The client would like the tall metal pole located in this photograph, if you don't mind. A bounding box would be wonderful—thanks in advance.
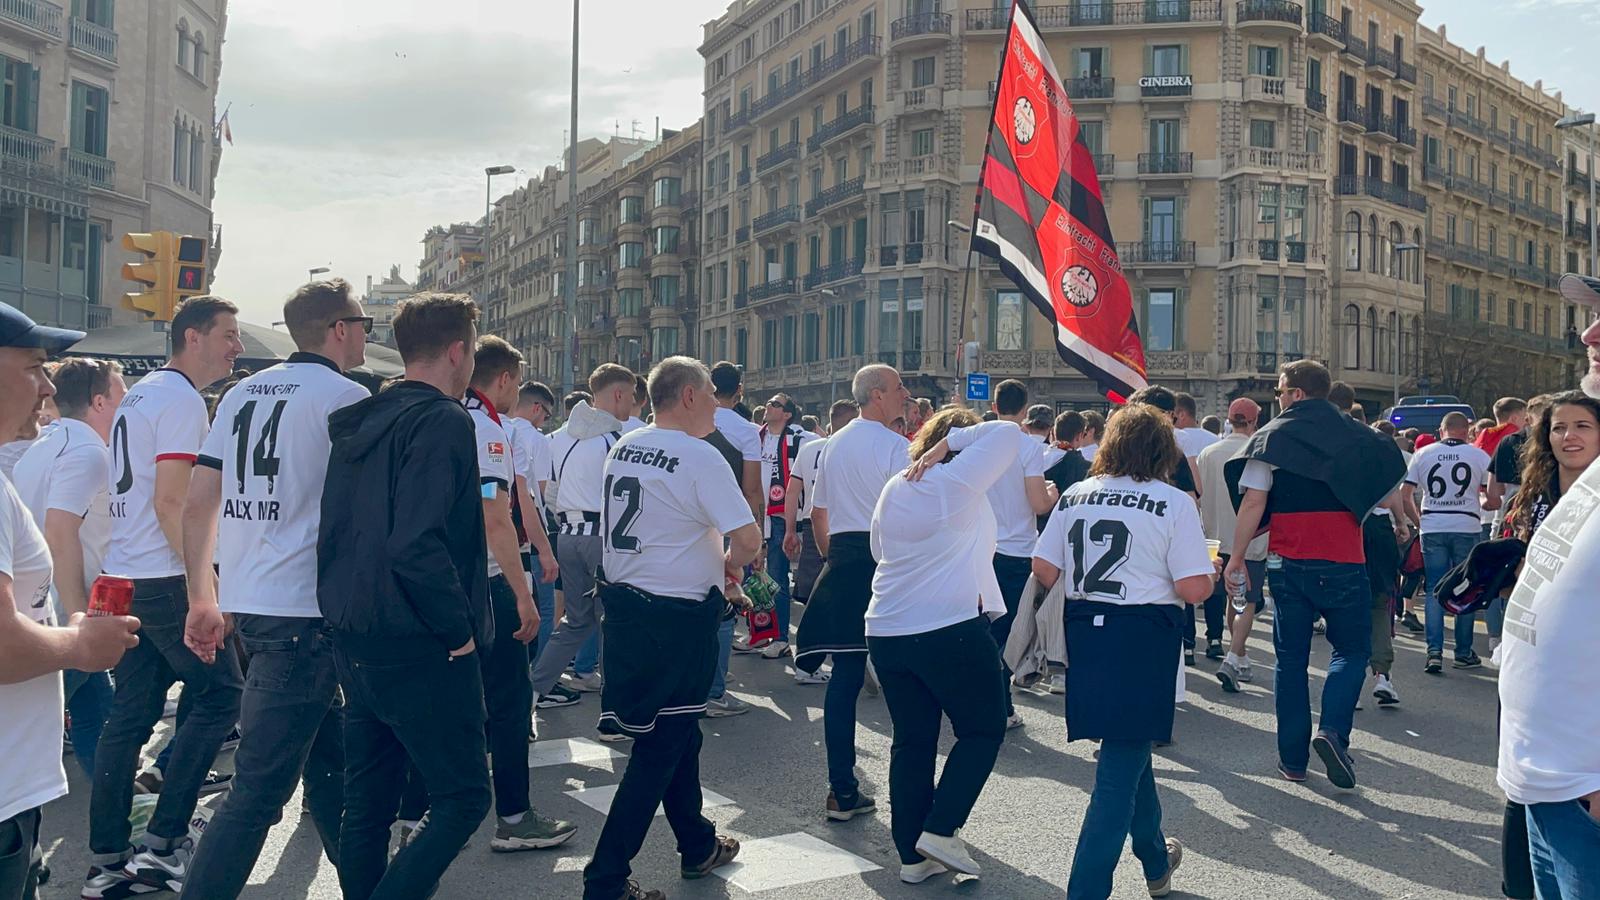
[1588,125,1597,278]
[484,174,493,326]
[562,0,580,396]
[1392,259,1401,410]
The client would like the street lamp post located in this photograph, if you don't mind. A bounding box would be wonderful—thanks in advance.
[1556,112,1598,279]
[946,219,978,405]
[484,164,516,333]
[308,266,330,281]
[1391,241,1420,410]
[562,0,581,397]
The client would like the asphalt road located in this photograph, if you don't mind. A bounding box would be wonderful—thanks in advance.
[39,612,1509,899]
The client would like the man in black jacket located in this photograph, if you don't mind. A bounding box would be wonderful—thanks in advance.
[318,292,491,900]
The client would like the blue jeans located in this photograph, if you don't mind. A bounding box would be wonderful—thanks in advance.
[183,615,344,898]
[1423,531,1480,659]
[709,616,735,700]
[824,652,869,800]
[527,552,557,667]
[1526,800,1600,899]
[64,668,113,775]
[1269,559,1371,774]
[1066,739,1170,900]
[767,516,792,638]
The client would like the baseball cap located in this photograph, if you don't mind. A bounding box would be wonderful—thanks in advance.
[0,302,83,353]
[1025,403,1053,430]
[1559,273,1600,308]
[1227,397,1261,424]
[1414,433,1436,450]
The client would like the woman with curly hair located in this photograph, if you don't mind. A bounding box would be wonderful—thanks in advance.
[1507,392,1600,541]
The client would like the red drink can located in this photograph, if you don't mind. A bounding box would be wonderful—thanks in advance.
[88,576,135,617]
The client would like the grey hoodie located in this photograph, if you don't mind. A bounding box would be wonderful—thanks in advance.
[548,400,626,517]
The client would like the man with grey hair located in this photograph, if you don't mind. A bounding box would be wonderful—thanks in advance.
[794,364,910,823]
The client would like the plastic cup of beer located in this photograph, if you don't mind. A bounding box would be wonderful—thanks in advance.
[1205,539,1222,562]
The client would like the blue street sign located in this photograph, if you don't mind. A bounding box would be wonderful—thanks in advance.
[965,372,991,402]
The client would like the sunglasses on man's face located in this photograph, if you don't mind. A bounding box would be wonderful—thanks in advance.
[331,316,375,335]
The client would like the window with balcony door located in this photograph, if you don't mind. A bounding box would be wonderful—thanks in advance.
[1079,120,1104,156]
[1144,288,1178,351]
[878,279,899,355]
[803,311,820,362]
[991,290,1027,351]
[910,127,934,158]
[905,191,926,263]
[826,304,844,358]
[911,57,935,89]
[1149,44,1184,78]
[1250,120,1276,150]
[1248,46,1280,77]
[1285,186,1307,252]
[70,82,108,156]
[1149,118,1179,157]
[1,57,37,133]
[1075,47,1106,79]
[1256,275,1279,354]
[880,193,901,264]
[1344,212,1361,270]
[1145,197,1179,252]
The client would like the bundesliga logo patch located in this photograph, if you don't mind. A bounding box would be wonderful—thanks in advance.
[487,442,505,456]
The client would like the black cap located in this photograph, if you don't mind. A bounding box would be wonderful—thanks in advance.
[710,360,742,395]
[1560,273,1600,308]
[0,302,83,353]
[1025,403,1054,429]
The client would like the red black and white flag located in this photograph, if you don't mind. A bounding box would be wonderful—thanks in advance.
[971,0,1147,400]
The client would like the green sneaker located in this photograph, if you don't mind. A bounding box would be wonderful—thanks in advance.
[490,812,577,852]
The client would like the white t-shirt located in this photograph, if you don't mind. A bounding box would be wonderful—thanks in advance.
[1035,475,1213,607]
[0,474,68,824]
[104,369,209,579]
[986,425,1049,558]
[792,437,827,520]
[467,393,517,578]
[600,425,756,601]
[623,415,646,433]
[1404,439,1492,534]
[0,439,32,480]
[1196,433,1267,560]
[505,416,552,516]
[1177,427,1218,458]
[714,406,762,465]
[1498,457,1600,805]
[200,359,368,617]
[811,418,911,535]
[1079,442,1099,463]
[13,419,111,611]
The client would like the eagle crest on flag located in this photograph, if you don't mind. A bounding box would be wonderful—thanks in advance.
[971,0,1148,401]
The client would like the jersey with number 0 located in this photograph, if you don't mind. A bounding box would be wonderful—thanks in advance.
[601,425,755,602]
[104,369,208,579]
[1405,438,1491,534]
[1035,475,1213,608]
[199,361,369,615]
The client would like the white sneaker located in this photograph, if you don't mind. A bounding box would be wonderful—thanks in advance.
[1373,675,1400,706]
[1047,673,1066,694]
[125,839,194,892]
[793,668,830,685]
[705,695,750,718]
[1487,640,1503,670]
[914,830,980,876]
[566,671,603,693]
[760,640,791,659]
[900,859,949,884]
[1005,713,1025,730]
[732,636,772,653]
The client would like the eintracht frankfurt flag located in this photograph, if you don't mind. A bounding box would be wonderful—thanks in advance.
[971,0,1147,400]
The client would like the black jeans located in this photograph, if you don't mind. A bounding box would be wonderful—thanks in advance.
[582,715,716,899]
[991,553,1032,717]
[0,807,41,900]
[335,640,492,900]
[1185,581,1225,650]
[89,575,243,862]
[182,615,344,899]
[483,575,533,818]
[869,617,1007,866]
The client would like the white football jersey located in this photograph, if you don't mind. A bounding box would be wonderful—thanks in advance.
[199,358,369,616]
[104,369,209,579]
[13,419,111,610]
[1405,438,1492,534]
[791,437,827,520]
[601,425,755,602]
[1035,475,1213,607]
[467,393,517,578]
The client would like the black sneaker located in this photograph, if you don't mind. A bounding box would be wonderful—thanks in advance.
[1205,639,1224,660]
[1312,731,1357,790]
[825,791,876,822]
[1401,612,1424,633]
[1425,652,1443,675]
[1183,649,1196,667]
[219,726,242,752]
[198,770,234,795]
[537,685,582,709]
[1453,652,1483,670]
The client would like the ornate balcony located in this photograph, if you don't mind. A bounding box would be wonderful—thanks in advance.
[889,11,951,45]
[756,140,800,175]
[747,276,798,304]
[752,204,800,234]
[1306,87,1327,115]
[1235,0,1302,30]
[1334,174,1426,212]
[967,1,1223,30]
[1366,45,1397,77]
[1307,11,1343,48]
[1243,75,1287,103]
[1118,241,1196,265]
[0,123,53,164]
[802,257,864,290]
[1138,152,1193,176]
[62,148,113,189]
[806,104,874,153]
[803,175,865,217]
[0,0,62,40]
[68,15,114,64]
[1065,76,1115,101]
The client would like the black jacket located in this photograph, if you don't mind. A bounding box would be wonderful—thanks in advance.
[318,380,491,654]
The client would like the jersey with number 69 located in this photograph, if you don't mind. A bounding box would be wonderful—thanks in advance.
[198,357,369,616]
[1034,474,1213,608]
[1404,438,1491,535]
[600,425,755,602]
[103,369,209,580]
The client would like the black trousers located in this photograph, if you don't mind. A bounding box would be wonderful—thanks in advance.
[0,807,41,900]
[868,617,1007,866]
[335,640,491,900]
[991,553,1032,717]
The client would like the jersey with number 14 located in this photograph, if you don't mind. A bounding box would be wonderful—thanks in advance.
[199,359,369,617]
[601,425,754,602]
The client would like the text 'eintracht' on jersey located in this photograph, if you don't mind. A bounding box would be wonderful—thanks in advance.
[104,368,209,580]
[1035,475,1213,607]
[600,425,754,602]
[199,358,369,616]
[1404,438,1492,534]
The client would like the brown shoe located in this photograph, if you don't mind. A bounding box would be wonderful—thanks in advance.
[619,879,665,899]
[681,835,740,879]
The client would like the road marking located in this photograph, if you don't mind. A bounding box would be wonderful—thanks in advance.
[712,832,881,892]
[530,738,625,769]
[564,783,735,817]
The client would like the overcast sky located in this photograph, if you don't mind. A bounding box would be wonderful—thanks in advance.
[208,0,1600,323]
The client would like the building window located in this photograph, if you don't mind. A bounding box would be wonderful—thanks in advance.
[1344,212,1361,270]
[189,128,203,192]
[619,242,644,269]
[910,127,934,158]
[803,311,820,362]
[1,57,36,132]
[652,176,681,207]
[651,275,680,308]
[1248,45,1280,77]
[620,196,643,224]
[851,299,866,355]
[826,303,845,358]
[991,290,1027,351]
[911,56,935,88]
[1342,304,1361,368]
[172,117,187,185]
[652,327,679,358]
[1256,184,1279,243]
[1145,288,1178,351]
[177,20,190,69]
[70,81,108,156]
[1150,44,1185,77]
[617,288,643,317]
[1249,119,1276,150]
[191,31,207,81]
[1079,120,1104,155]
[650,226,680,255]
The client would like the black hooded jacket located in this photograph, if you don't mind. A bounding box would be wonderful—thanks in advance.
[318,380,491,655]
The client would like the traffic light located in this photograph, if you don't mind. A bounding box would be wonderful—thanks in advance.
[121,232,175,321]
[174,235,208,298]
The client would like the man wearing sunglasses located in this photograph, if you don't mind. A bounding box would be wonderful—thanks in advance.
[178,279,374,897]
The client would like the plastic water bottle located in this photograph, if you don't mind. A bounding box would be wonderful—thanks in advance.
[1227,570,1249,614]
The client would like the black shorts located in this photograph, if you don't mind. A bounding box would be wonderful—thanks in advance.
[1363,515,1401,598]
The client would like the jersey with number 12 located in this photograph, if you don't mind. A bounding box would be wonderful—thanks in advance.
[199,360,369,616]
